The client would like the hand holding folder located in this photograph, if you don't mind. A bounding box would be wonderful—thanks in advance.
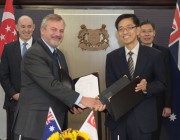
[73,73,100,109]
[99,76,144,121]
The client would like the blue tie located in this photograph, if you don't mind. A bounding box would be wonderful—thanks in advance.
[22,42,28,56]
[53,49,61,69]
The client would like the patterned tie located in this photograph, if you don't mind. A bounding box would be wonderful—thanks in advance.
[128,51,134,79]
[53,49,61,69]
[22,42,28,56]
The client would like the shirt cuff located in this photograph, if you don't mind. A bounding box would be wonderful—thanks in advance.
[74,95,82,105]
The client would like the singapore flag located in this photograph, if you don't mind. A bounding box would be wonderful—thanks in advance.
[0,0,17,57]
[80,111,98,140]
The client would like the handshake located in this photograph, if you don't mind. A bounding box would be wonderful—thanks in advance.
[71,97,106,114]
[80,96,106,111]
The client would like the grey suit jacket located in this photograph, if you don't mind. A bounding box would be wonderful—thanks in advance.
[105,45,166,133]
[14,39,79,139]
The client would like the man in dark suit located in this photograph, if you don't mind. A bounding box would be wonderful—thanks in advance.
[0,15,35,140]
[13,14,105,140]
[139,20,172,140]
[105,14,166,140]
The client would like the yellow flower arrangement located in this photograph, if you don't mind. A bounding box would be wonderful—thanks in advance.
[48,129,91,140]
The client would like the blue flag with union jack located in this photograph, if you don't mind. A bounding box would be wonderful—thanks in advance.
[43,107,61,140]
[164,0,180,139]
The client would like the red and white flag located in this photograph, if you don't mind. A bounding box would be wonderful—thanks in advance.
[80,111,98,140]
[0,0,17,57]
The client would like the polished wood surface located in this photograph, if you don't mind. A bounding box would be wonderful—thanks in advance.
[0,0,176,7]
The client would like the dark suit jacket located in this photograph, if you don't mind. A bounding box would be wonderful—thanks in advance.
[105,45,166,133]
[0,40,35,110]
[152,43,172,108]
[14,39,79,139]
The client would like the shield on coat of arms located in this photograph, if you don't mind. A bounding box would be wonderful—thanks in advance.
[78,24,109,51]
[88,29,100,45]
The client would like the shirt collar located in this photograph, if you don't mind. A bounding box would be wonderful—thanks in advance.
[149,43,153,47]
[19,37,33,47]
[125,42,140,57]
[41,38,55,53]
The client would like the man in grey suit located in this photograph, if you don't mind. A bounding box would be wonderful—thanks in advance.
[105,14,166,140]
[0,15,35,140]
[13,14,105,140]
[139,20,172,140]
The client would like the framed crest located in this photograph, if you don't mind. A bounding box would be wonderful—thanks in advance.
[78,24,109,51]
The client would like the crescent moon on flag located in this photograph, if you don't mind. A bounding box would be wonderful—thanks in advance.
[90,115,95,126]
[2,12,15,22]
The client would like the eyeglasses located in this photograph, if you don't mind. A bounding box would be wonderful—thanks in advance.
[118,26,137,33]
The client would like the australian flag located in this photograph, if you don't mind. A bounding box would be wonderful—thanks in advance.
[164,0,180,140]
[43,107,61,140]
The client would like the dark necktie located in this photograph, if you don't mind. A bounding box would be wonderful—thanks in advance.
[53,49,61,69]
[22,42,28,56]
[128,51,134,79]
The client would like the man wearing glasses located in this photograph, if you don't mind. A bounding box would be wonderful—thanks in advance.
[105,14,166,140]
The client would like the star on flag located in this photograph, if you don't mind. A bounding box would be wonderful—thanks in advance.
[49,125,55,132]
[43,107,61,140]
[169,113,177,122]
[0,0,17,57]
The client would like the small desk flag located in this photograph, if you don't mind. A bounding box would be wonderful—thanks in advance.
[80,111,98,140]
[43,107,61,140]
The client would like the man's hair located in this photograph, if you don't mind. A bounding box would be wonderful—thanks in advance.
[41,14,65,28]
[115,14,140,30]
[140,20,156,30]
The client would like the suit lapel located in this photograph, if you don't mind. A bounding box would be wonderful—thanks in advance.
[119,48,131,79]
[56,49,68,71]
[37,39,54,57]
[152,43,158,49]
[37,39,65,70]
[32,39,36,45]
[134,45,147,78]
[12,41,22,63]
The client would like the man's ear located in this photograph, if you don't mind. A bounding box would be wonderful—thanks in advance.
[136,26,140,36]
[15,25,18,32]
[153,30,156,37]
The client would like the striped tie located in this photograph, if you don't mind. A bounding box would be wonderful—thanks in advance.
[128,51,134,79]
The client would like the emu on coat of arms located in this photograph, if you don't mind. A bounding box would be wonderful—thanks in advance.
[78,24,109,51]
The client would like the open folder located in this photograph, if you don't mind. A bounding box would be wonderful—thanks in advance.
[73,73,99,109]
[99,76,144,121]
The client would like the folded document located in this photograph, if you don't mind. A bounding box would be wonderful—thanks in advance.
[99,76,144,121]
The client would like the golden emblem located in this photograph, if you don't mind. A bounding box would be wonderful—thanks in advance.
[78,24,109,51]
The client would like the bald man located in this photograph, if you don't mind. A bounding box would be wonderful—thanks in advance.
[0,15,35,140]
